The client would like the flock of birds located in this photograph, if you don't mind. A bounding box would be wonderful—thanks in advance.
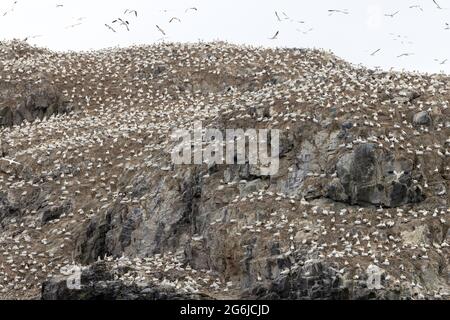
[1,1,199,41]
[269,1,449,66]
[102,7,198,38]
[1,1,449,68]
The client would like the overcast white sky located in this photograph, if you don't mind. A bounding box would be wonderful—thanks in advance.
[0,0,449,73]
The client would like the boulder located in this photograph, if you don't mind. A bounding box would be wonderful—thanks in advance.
[413,111,432,126]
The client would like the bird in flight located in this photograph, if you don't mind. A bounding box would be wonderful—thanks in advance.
[385,11,400,18]
[445,23,449,30]
[370,49,381,56]
[275,11,281,21]
[328,9,349,15]
[22,34,42,42]
[433,0,443,9]
[435,58,448,65]
[56,4,64,8]
[409,5,423,11]
[169,17,181,23]
[2,0,18,16]
[65,22,82,29]
[185,7,197,13]
[269,31,279,40]
[397,53,413,58]
[156,25,166,36]
[296,27,313,34]
[105,24,116,33]
[124,9,137,17]
[112,18,130,31]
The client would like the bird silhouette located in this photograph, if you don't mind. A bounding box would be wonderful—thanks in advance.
[275,11,281,22]
[156,25,166,36]
[2,0,18,16]
[433,0,443,10]
[124,9,137,17]
[65,22,82,29]
[370,49,381,56]
[328,9,349,15]
[385,11,400,18]
[269,31,279,40]
[0,158,20,165]
[23,34,42,41]
[296,27,313,34]
[112,18,129,31]
[105,24,116,33]
[409,5,423,11]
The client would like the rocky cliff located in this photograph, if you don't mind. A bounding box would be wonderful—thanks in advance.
[0,40,448,300]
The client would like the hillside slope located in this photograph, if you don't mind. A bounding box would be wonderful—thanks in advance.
[0,40,449,299]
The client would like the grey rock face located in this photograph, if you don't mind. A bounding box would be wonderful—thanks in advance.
[74,170,201,263]
[0,191,19,225]
[41,201,72,225]
[325,178,349,202]
[0,83,72,127]
[41,262,211,300]
[328,143,424,207]
[0,42,447,300]
[249,260,408,300]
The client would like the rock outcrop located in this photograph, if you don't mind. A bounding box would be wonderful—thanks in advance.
[0,81,72,127]
[42,261,212,300]
[327,143,424,207]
